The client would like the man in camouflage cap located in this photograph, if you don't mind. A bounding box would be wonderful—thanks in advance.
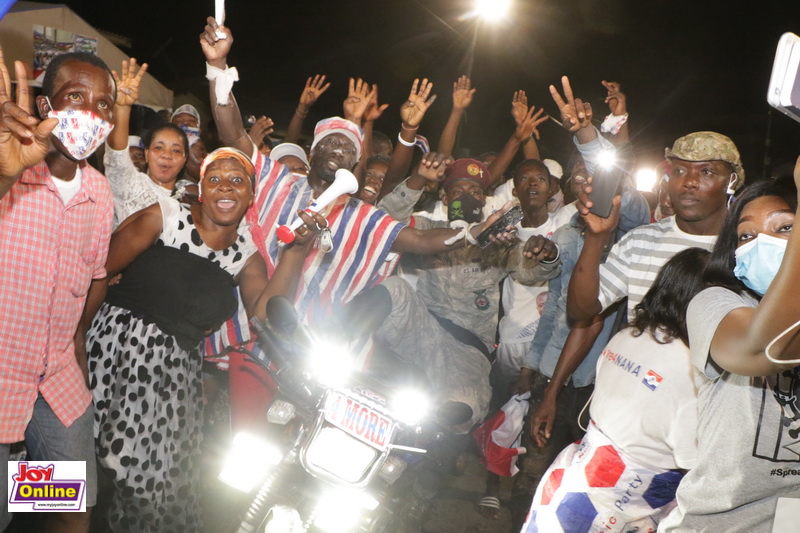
[665,131,745,193]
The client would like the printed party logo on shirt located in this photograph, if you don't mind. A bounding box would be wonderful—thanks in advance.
[7,461,86,512]
[641,370,663,391]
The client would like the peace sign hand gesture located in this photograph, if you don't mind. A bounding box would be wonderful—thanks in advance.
[0,57,57,183]
[549,75,592,133]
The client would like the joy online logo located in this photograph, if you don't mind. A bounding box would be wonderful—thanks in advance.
[8,462,85,511]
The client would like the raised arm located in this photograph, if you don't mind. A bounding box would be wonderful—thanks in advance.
[378,78,437,202]
[286,75,330,144]
[0,58,57,199]
[437,75,475,157]
[239,210,326,320]
[511,90,540,160]
[549,76,596,145]
[602,80,628,146]
[199,17,253,155]
[487,104,548,189]
[107,58,148,151]
[707,157,800,376]
[376,151,450,223]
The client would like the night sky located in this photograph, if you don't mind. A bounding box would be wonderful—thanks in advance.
[42,0,800,181]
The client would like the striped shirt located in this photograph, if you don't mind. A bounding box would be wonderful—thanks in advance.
[205,155,405,353]
[0,161,113,441]
[598,215,716,319]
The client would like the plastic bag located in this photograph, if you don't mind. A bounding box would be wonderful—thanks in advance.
[472,392,530,476]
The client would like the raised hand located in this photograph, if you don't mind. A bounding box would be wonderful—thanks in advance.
[575,178,621,236]
[400,78,436,129]
[602,80,626,116]
[514,105,548,141]
[200,16,233,67]
[0,60,57,181]
[511,90,529,125]
[452,75,476,110]
[112,58,148,108]
[247,116,274,146]
[549,76,592,133]
[299,74,331,109]
[343,78,375,125]
[364,84,389,123]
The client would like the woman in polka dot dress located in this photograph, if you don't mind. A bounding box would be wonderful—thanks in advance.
[81,148,326,532]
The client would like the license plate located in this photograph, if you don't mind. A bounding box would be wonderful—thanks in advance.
[323,390,395,451]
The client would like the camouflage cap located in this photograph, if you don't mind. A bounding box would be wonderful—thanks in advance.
[665,131,745,190]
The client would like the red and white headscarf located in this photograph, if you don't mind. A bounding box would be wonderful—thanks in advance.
[198,147,256,201]
[309,117,364,161]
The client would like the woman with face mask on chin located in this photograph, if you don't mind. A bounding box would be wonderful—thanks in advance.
[660,160,800,533]
[103,58,194,227]
[77,148,326,532]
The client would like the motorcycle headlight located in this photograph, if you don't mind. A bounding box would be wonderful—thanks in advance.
[305,426,378,484]
[308,339,354,387]
[267,400,296,425]
[378,455,407,485]
[391,388,429,426]
[218,432,282,493]
[313,489,379,533]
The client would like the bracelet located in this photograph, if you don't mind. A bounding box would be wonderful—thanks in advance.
[401,122,419,131]
[295,107,309,119]
[397,132,416,147]
[465,222,480,246]
[205,63,239,106]
[540,242,560,264]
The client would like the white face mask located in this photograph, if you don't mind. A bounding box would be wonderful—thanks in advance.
[46,97,114,160]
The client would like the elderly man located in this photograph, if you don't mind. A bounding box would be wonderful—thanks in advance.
[0,52,116,533]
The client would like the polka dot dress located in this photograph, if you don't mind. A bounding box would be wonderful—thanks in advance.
[87,199,255,533]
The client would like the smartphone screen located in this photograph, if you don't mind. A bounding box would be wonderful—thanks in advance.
[588,165,624,218]
[767,32,800,124]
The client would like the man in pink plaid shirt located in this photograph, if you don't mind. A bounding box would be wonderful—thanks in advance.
[0,52,115,532]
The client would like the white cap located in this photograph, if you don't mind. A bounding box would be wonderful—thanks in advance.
[269,143,310,169]
[128,135,142,149]
[171,104,201,127]
[543,159,563,180]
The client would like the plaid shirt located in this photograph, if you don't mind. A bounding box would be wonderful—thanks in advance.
[0,161,113,442]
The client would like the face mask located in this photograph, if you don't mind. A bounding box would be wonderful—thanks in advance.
[178,123,201,139]
[447,193,484,224]
[733,232,788,295]
[47,97,113,160]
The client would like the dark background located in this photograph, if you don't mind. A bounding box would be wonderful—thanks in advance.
[40,0,800,181]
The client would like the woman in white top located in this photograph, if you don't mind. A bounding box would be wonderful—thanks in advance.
[522,247,708,533]
[104,58,190,227]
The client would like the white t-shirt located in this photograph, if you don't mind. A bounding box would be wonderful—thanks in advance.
[51,166,82,204]
[590,328,698,471]
[497,210,571,344]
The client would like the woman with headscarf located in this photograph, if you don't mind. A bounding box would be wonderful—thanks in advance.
[80,147,326,532]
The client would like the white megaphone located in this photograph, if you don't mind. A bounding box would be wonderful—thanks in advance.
[276,168,360,244]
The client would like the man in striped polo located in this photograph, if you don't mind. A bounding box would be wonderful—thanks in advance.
[566,130,745,322]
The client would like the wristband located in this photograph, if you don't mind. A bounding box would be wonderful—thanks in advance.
[397,132,416,147]
[540,242,560,264]
[465,222,480,246]
[401,122,419,131]
[206,63,239,106]
[444,220,469,246]
[600,112,628,135]
[295,107,309,119]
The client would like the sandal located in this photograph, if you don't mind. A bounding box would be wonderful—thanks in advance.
[477,496,501,519]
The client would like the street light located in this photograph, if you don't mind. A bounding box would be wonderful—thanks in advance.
[474,0,512,22]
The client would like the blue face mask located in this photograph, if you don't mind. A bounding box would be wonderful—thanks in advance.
[178,123,201,139]
[733,233,788,295]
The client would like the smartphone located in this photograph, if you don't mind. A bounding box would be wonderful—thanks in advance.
[477,206,523,249]
[588,164,624,218]
[767,32,800,124]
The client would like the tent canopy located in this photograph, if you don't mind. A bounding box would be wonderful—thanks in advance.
[0,1,173,111]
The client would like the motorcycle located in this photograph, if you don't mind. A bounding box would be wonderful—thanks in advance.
[217,296,437,533]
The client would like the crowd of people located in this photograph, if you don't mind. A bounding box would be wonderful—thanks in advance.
[0,12,798,533]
